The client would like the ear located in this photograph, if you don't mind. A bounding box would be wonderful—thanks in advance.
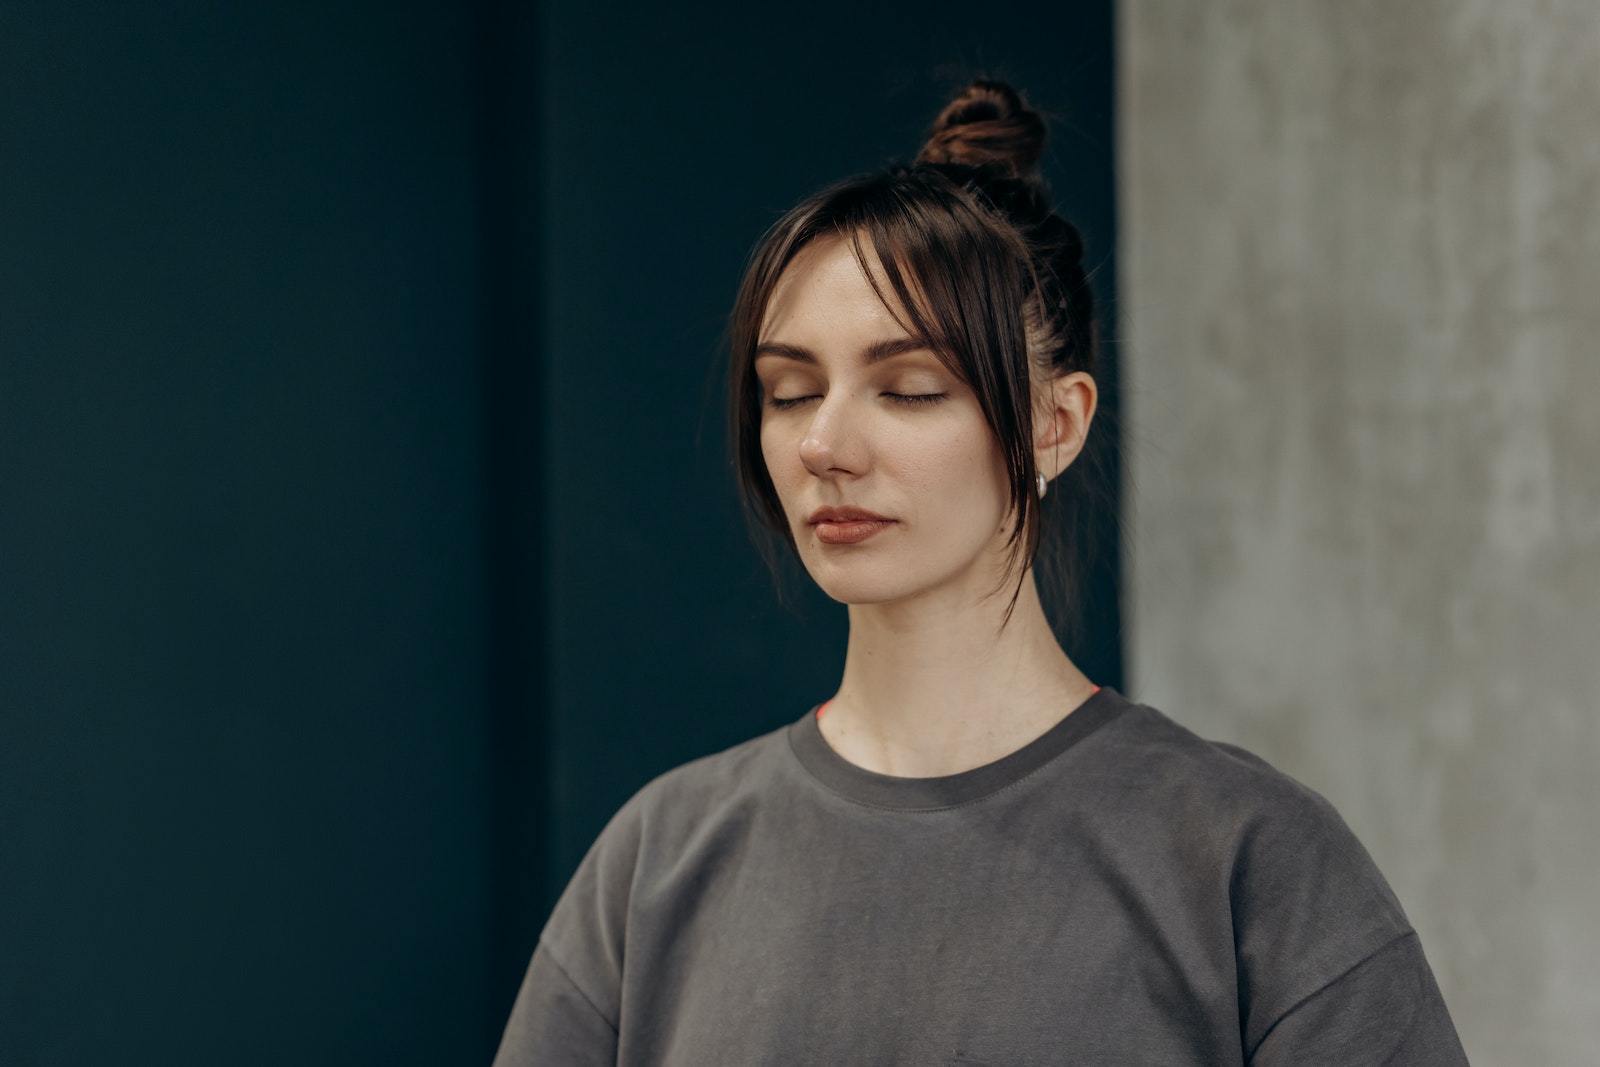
[1033,371,1098,484]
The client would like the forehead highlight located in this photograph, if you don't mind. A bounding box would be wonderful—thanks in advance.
[759,227,928,328]
[755,234,942,371]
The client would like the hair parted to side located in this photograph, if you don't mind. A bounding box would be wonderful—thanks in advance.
[728,79,1109,632]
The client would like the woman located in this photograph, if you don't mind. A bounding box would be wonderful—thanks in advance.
[494,81,1468,1065]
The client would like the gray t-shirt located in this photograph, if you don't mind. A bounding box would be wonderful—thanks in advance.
[494,687,1468,1065]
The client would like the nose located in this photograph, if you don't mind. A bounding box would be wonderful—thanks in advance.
[797,391,864,478]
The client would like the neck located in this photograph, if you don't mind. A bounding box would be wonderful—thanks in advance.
[821,570,1096,777]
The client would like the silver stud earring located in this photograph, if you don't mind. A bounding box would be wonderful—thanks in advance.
[1036,472,1048,500]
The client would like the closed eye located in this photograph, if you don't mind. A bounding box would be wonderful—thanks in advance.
[765,392,949,411]
[765,395,818,411]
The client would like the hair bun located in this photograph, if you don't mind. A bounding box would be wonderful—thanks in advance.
[915,80,1046,176]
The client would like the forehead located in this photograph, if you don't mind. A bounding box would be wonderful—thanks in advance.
[758,234,914,345]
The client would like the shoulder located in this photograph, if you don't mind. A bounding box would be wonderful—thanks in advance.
[1095,698,1403,904]
[587,716,798,863]
[1097,696,1419,1049]
[1087,697,1366,851]
[1092,698,1314,796]
[535,717,800,1012]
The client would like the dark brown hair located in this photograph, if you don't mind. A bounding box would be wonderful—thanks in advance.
[727,80,1107,630]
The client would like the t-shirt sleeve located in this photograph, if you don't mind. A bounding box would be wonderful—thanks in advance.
[1220,751,1468,1064]
[492,942,618,1067]
[1248,932,1469,1066]
[491,791,646,1067]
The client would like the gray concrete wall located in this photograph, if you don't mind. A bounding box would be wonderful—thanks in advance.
[1119,2,1600,1062]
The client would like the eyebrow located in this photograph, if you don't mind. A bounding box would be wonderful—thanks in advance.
[753,336,933,366]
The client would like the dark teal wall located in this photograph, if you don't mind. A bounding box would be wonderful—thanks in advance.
[1,1,1114,1062]
[1,3,503,1062]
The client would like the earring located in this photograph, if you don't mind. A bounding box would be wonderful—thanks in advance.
[1037,472,1048,500]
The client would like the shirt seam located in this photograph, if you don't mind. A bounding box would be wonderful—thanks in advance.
[539,936,621,1036]
[1376,977,1427,1067]
[1245,927,1419,1059]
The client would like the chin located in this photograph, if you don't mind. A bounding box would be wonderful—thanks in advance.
[798,552,958,607]
[792,552,898,604]
[814,581,915,606]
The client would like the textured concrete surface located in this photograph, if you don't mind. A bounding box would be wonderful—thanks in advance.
[1120,2,1600,1062]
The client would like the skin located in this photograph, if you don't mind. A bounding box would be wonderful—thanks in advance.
[755,233,1100,777]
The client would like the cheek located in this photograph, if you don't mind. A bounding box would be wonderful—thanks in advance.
[940,424,1002,484]
[901,422,1011,518]
[758,423,796,498]
[758,422,780,475]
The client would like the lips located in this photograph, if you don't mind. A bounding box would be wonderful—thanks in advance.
[808,505,895,545]
[808,505,891,524]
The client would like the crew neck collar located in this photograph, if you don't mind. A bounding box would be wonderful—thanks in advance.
[786,686,1130,811]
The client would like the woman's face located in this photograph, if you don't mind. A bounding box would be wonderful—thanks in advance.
[755,234,1017,608]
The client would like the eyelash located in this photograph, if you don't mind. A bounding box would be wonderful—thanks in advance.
[765,392,948,411]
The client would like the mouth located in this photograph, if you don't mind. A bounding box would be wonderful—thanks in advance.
[808,507,895,545]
